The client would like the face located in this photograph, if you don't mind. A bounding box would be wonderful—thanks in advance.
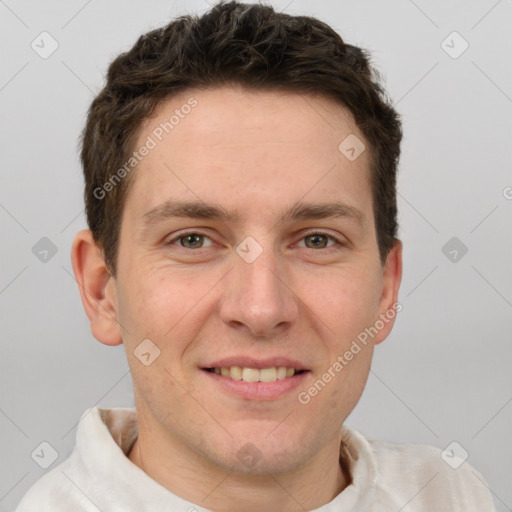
[95,85,401,474]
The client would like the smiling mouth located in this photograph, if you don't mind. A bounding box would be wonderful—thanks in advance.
[203,366,307,383]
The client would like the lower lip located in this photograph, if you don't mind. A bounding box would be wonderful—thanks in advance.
[201,369,309,400]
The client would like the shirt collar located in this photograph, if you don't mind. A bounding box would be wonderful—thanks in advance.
[75,406,378,511]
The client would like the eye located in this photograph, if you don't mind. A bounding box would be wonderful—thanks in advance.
[298,231,344,250]
[166,230,346,252]
[167,231,214,249]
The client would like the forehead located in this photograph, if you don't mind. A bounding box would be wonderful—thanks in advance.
[125,85,372,225]
[142,84,363,151]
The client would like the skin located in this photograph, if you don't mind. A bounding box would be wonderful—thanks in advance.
[72,84,402,512]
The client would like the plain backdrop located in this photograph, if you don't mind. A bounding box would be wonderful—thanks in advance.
[1,0,511,510]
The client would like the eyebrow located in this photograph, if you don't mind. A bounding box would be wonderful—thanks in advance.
[140,199,367,231]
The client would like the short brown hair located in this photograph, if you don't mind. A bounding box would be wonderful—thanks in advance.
[81,0,402,276]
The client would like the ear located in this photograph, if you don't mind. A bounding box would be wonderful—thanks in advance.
[373,239,403,345]
[71,229,123,346]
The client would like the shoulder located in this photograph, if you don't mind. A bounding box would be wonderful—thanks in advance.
[367,435,496,511]
[15,455,99,512]
[341,426,495,512]
[15,407,121,512]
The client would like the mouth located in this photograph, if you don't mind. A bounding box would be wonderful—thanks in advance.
[201,360,310,400]
[203,366,307,383]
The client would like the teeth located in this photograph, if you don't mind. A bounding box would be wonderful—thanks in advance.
[212,366,298,382]
[260,367,277,382]
[276,366,287,380]
[242,368,260,383]
[230,366,243,380]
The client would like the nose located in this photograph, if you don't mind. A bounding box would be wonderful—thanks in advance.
[218,242,299,339]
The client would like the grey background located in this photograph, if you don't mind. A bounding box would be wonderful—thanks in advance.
[1,0,511,510]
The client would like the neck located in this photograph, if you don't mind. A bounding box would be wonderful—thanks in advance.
[127,413,349,512]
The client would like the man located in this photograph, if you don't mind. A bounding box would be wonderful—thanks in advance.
[16,1,495,510]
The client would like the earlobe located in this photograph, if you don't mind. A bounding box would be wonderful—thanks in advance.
[71,229,123,346]
[373,239,403,345]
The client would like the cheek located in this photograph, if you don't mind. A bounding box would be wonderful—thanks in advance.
[116,265,222,374]
[118,266,196,336]
[297,342,374,435]
[326,361,372,420]
[301,266,381,338]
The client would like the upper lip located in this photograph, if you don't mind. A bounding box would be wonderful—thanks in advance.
[203,357,309,371]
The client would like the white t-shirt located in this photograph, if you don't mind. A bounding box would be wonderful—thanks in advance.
[15,407,496,511]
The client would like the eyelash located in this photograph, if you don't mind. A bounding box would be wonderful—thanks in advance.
[166,230,346,252]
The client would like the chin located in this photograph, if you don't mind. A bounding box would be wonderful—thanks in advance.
[202,427,315,476]
[221,448,307,476]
